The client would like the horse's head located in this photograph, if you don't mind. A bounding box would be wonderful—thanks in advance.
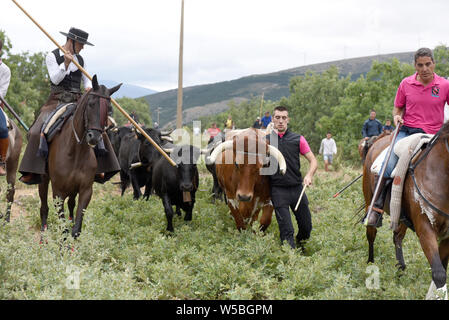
[83,75,122,147]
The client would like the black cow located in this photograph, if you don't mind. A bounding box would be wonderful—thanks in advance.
[152,145,200,232]
[118,127,163,200]
[204,133,225,203]
[107,125,135,158]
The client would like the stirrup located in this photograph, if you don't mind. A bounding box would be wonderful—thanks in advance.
[364,207,383,228]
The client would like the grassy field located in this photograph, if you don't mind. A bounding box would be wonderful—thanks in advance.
[0,160,432,300]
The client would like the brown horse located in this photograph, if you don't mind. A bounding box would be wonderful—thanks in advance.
[358,132,391,164]
[363,123,449,299]
[0,120,23,222]
[39,75,121,238]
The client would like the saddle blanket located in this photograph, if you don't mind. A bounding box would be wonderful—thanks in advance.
[370,133,433,231]
[41,103,76,142]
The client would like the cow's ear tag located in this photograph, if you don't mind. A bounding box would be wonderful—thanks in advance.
[183,192,192,203]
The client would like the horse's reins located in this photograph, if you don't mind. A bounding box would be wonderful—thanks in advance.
[408,127,449,219]
[72,91,111,144]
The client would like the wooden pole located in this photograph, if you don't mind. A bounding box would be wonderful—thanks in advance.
[176,0,184,130]
[259,92,265,118]
[294,184,308,212]
[11,0,176,167]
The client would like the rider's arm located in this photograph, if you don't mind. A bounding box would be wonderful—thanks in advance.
[393,106,404,127]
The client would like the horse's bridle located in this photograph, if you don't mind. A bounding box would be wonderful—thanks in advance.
[72,91,111,144]
[409,128,449,219]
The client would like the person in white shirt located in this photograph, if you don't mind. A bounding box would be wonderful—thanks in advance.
[0,38,11,176]
[19,27,94,185]
[319,132,337,172]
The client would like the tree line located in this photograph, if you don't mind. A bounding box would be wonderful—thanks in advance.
[0,30,152,132]
[200,45,449,164]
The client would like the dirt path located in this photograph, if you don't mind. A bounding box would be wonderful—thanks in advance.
[10,185,38,222]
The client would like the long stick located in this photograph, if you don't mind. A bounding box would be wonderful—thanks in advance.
[364,124,401,226]
[259,92,264,119]
[332,173,363,198]
[294,184,308,212]
[0,96,29,131]
[12,0,176,167]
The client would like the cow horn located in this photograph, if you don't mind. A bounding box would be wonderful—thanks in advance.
[208,140,233,164]
[163,148,174,154]
[268,145,287,175]
[160,130,173,136]
[108,116,117,128]
[161,136,174,143]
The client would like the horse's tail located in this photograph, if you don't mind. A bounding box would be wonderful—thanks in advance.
[352,201,367,226]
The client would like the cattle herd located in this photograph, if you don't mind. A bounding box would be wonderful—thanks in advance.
[106,123,285,233]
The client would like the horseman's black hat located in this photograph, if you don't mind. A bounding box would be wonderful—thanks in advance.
[60,27,94,46]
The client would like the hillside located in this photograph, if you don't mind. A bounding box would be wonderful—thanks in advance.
[143,52,414,128]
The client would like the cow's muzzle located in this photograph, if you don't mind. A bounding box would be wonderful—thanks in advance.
[180,183,194,192]
[237,193,252,202]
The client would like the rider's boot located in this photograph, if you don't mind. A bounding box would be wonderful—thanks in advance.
[364,175,393,227]
[0,137,9,176]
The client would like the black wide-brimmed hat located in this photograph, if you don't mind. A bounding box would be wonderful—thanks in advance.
[60,27,94,46]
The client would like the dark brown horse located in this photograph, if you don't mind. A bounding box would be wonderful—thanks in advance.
[363,123,449,299]
[0,120,23,222]
[39,75,121,238]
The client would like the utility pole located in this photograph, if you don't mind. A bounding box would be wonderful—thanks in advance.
[176,0,184,130]
[156,107,161,124]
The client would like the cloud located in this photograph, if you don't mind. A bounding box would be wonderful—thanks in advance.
[3,0,449,91]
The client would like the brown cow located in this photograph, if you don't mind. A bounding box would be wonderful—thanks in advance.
[208,128,286,231]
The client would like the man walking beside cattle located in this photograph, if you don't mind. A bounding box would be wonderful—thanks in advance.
[266,106,318,250]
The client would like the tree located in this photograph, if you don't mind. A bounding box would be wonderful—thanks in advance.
[113,97,152,127]
[284,66,351,153]
[1,30,49,127]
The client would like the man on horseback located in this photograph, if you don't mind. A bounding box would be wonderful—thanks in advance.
[365,47,449,227]
[19,27,119,185]
[0,38,11,176]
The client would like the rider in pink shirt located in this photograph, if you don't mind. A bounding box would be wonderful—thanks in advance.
[395,73,449,134]
[365,48,449,228]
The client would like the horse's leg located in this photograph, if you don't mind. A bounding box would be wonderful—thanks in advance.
[393,223,408,271]
[38,176,50,233]
[439,238,449,271]
[72,187,93,238]
[5,174,16,223]
[415,220,448,299]
[68,195,76,222]
[366,226,377,264]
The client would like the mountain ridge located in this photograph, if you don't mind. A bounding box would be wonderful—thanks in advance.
[143,51,415,128]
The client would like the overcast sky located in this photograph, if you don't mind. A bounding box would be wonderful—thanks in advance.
[2,0,449,92]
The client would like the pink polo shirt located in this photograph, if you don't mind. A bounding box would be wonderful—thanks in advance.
[395,73,449,134]
[277,132,311,155]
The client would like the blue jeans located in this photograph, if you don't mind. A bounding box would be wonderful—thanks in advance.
[381,127,423,178]
[0,110,8,139]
